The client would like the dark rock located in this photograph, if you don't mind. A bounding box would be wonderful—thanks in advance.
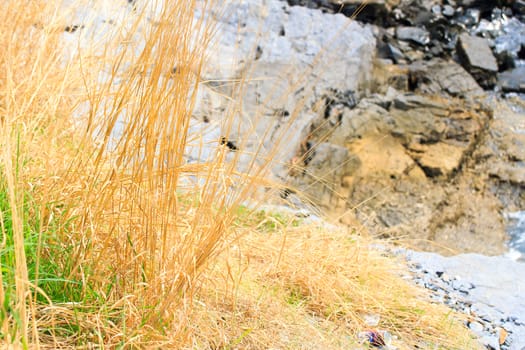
[387,43,406,62]
[514,0,525,15]
[64,24,83,33]
[495,50,517,71]
[498,66,525,92]
[286,0,399,25]
[396,26,431,45]
[456,33,499,88]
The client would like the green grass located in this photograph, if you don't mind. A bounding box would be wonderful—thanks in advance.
[0,177,91,317]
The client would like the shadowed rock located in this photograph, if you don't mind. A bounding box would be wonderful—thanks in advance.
[456,33,498,88]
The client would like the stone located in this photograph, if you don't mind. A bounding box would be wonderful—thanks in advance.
[469,321,485,334]
[456,33,499,88]
[498,67,525,93]
[386,43,406,63]
[407,252,525,324]
[396,26,431,45]
[442,4,455,17]
[480,335,500,350]
[408,59,484,98]
[514,0,525,15]
[412,142,465,178]
[494,18,525,58]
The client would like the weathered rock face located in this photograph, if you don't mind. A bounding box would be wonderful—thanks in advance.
[191,0,375,180]
[285,78,509,254]
[473,97,525,211]
[289,142,361,209]
[407,58,484,97]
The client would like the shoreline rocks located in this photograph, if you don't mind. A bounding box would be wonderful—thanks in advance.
[403,250,525,350]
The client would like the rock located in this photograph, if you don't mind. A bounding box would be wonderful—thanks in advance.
[407,59,484,98]
[290,142,361,210]
[494,18,525,58]
[514,0,525,15]
[192,0,375,181]
[498,66,525,92]
[473,98,525,208]
[392,93,446,111]
[469,321,485,335]
[480,335,500,350]
[431,4,441,15]
[456,33,499,88]
[396,26,431,45]
[405,251,525,350]
[382,42,406,63]
[412,142,464,177]
[286,0,400,25]
[442,4,455,17]
[407,252,525,321]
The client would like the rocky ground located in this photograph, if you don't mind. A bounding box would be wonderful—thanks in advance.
[403,250,525,350]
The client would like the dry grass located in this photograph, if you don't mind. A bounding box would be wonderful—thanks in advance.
[0,0,483,348]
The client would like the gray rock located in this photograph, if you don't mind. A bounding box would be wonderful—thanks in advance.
[494,18,525,58]
[480,335,500,350]
[456,33,499,88]
[499,67,525,93]
[191,0,375,181]
[396,26,431,45]
[407,59,484,98]
[387,43,405,63]
[469,321,485,335]
[442,4,455,17]
[405,251,525,350]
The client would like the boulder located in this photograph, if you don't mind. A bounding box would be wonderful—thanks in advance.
[498,66,525,93]
[407,59,484,98]
[456,33,499,88]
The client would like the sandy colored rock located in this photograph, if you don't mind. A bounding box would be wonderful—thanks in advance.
[412,142,465,178]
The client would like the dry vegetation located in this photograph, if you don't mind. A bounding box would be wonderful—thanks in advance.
[0,0,482,348]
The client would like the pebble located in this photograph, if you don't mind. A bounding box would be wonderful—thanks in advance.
[443,5,455,17]
[469,321,485,334]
